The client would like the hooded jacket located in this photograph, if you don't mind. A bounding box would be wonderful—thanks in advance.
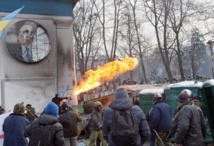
[102,88,150,146]
[25,102,64,146]
[58,109,81,138]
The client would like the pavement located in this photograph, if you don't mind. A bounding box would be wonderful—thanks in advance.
[77,138,150,146]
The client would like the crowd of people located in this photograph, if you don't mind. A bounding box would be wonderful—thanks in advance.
[2,94,82,146]
[1,87,207,146]
[146,89,206,146]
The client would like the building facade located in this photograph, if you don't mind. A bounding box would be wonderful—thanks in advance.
[0,0,78,113]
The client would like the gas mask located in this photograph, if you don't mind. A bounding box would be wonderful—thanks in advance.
[95,105,102,112]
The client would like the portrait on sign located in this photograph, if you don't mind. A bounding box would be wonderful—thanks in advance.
[5,20,51,63]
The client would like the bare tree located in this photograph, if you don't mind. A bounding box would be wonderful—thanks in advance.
[117,0,150,83]
[168,0,197,80]
[129,0,148,83]
[144,0,175,82]
[73,0,102,76]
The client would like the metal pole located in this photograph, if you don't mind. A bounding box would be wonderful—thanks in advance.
[70,19,78,106]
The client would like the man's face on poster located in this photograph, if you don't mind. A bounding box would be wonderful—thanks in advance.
[18,22,37,47]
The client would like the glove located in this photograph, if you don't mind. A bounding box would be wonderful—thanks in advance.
[99,125,102,130]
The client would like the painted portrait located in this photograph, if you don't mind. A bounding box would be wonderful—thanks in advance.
[5,20,51,63]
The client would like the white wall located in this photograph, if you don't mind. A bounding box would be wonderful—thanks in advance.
[0,13,75,113]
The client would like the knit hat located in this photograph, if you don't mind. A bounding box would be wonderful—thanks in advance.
[178,92,190,103]
[13,103,25,114]
[94,101,102,107]
[114,87,129,99]
[44,102,59,117]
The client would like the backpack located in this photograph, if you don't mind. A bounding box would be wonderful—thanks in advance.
[28,124,53,146]
[110,108,139,146]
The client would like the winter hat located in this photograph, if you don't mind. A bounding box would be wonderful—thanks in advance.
[13,103,25,114]
[181,89,193,98]
[154,93,162,99]
[44,102,59,117]
[114,87,129,99]
[178,92,190,103]
[61,103,69,111]
[94,101,102,107]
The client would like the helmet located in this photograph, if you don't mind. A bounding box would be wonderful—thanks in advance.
[181,89,193,98]
[154,93,162,99]
[94,101,102,107]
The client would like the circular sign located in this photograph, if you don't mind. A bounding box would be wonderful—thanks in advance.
[5,20,51,63]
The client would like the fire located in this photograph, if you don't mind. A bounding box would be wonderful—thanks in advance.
[73,57,138,95]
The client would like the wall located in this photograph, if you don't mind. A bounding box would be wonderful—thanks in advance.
[0,11,75,113]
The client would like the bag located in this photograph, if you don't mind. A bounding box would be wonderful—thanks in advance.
[110,108,139,146]
[28,124,53,146]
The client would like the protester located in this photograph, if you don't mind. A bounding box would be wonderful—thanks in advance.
[168,92,206,146]
[149,93,172,146]
[134,99,140,106]
[102,87,150,146]
[88,101,107,146]
[25,101,65,146]
[190,95,206,117]
[25,104,38,123]
[3,102,29,146]
[183,89,206,118]
[0,106,5,115]
[58,102,82,146]
[52,94,68,114]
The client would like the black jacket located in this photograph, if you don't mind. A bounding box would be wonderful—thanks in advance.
[25,114,64,146]
[174,103,206,146]
[58,110,81,138]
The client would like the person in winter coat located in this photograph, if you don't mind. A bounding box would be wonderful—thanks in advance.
[52,94,68,114]
[88,101,107,146]
[25,104,38,123]
[190,95,206,117]
[58,103,82,146]
[25,101,65,146]
[102,87,151,146]
[3,102,30,146]
[150,93,172,146]
[170,92,206,146]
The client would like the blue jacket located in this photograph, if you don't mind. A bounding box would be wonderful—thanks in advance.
[102,97,151,146]
[3,113,29,146]
[151,100,172,132]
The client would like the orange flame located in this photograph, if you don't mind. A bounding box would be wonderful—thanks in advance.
[73,57,138,95]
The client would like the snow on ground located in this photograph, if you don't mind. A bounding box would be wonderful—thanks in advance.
[77,139,150,146]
